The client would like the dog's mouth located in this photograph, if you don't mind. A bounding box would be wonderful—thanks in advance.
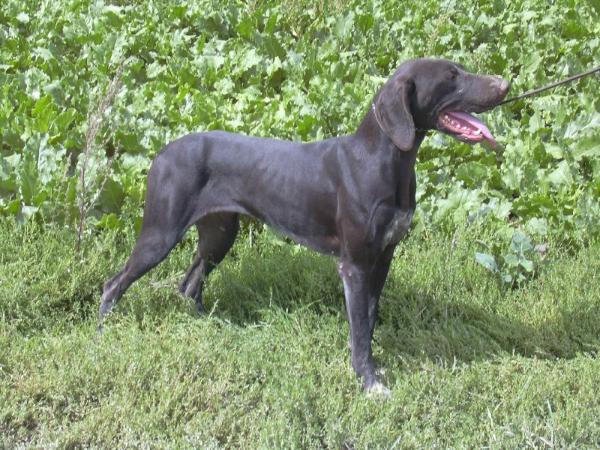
[437,111,497,148]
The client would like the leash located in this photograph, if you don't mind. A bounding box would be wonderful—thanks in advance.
[498,64,600,105]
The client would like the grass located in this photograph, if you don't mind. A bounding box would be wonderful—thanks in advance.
[1,219,600,448]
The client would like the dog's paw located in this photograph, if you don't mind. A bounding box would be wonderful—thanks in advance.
[366,381,392,399]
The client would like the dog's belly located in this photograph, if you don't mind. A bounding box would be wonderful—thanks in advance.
[257,201,342,256]
[274,227,341,256]
[199,186,342,256]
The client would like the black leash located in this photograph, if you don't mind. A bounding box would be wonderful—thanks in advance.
[498,64,600,105]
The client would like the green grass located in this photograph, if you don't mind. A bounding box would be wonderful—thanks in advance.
[1,219,600,448]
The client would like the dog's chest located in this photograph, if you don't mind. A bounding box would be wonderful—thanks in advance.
[381,209,413,248]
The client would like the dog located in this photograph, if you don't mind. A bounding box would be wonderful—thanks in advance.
[99,58,509,395]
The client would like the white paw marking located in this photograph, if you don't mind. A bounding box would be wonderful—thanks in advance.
[366,381,392,399]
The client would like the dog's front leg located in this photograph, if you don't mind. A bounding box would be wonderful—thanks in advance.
[339,260,389,396]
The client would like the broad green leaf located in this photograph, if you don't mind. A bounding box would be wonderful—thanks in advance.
[511,230,534,255]
[544,143,564,160]
[32,94,57,133]
[455,161,489,188]
[503,253,520,268]
[502,273,513,285]
[98,178,125,213]
[96,212,124,230]
[54,108,77,131]
[37,134,65,185]
[525,217,548,236]
[475,252,498,273]
[501,166,522,192]
[571,137,600,161]
[3,199,20,215]
[519,259,535,272]
[32,47,54,62]
[146,62,165,79]
[547,160,573,187]
[0,156,18,196]
[335,13,355,39]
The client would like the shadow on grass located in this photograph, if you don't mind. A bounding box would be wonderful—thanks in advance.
[198,243,600,370]
[377,289,600,368]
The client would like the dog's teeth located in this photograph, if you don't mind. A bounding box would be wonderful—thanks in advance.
[474,130,481,135]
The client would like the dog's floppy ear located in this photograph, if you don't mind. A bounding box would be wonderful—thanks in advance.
[373,76,415,151]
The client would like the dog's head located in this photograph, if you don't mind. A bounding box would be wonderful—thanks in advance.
[373,58,509,151]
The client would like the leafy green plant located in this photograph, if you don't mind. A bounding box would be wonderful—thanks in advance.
[0,0,598,247]
[475,230,546,287]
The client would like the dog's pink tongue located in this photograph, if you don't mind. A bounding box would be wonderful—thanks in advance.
[447,111,497,148]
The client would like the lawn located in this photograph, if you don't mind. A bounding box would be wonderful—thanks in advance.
[1,220,599,448]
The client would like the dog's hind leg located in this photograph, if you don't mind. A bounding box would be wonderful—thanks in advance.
[98,224,183,327]
[98,156,195,327]
[179,212,239,314]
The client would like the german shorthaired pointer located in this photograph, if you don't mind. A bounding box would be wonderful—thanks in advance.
[99,58,509,395]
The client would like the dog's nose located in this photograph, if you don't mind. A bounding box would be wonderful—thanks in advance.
[494,77,510,95]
